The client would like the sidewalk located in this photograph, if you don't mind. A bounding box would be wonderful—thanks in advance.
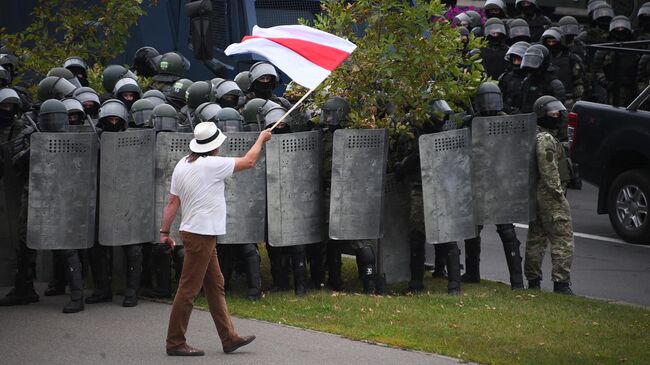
[0,283,475,365]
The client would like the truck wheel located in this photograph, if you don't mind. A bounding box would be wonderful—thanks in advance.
[607,169,650,244]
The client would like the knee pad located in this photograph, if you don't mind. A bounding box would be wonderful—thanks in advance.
[496,224,517,243]
[355,246,375,266]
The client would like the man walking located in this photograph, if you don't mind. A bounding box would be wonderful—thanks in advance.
[159,122,271,356]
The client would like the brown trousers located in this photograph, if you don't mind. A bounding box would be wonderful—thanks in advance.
[166,231,237,348]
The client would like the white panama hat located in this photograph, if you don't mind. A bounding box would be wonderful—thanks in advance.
[189,122,227,153]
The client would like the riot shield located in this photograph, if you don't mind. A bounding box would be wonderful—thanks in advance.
[266,130,321,247]
[154,132,194,245]
[98,129,155,246]
[27,132,98,249]
[329,129,388,240]
[420,129,478,243]
[376,173,411,284]
[217,132,266,244]
[471,114,536,225]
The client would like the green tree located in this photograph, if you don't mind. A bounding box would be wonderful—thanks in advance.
[2,0,151,86]
[308,0,484,140]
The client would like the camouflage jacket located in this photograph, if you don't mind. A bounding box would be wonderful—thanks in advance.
[535,127,566,199]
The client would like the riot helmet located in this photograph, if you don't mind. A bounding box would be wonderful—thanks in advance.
[465,11,482,29]
[521,44,548,71]
[0,53,19,80]
[63,56,88,86]
[213,80,244,109]
[98,99,129,132]
[484,18,506,41]
[102,65,137,94]
[558,16,581,37]
[320,96,350,126]
[142,89,167,107]
[508,19,531,43]
[505,41,530,67]
[484,0,506,19]
[113,77,142,110]
[249,61,279,98]
[541,28,564,55]
[73,87,101,118]
[610,15,633,41]
[474,82,503,115]
[453,12,471,28]
[215,107,244,132]
[47,67,82,88]
[62,98,86,125]
[260,102,288,132]
[533,95,566,129]
[0,87,21,127]
[151,103,180,132]
[129,99,154,128]
[516,0,538,18]
[185,81,211,110]
[587,0,607,16]
[0,66,9,88]
[167,78,193,110]
[154,52,185,82]
[592,3,614,30]
[242,98,268,128]
[459,26,470,47]
[234,71,251,93]
[39,99,69,132]
[638,3,650,31]
[430,99,453,119]
[132,46,160,78]
[194,102,222,124]
[37,76,77,102]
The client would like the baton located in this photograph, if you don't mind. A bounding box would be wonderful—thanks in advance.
[86,115,102,143]
[185,109,194,130]
[22,113,40,132]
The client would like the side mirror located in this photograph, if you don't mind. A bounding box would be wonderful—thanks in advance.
[185,0,213,61]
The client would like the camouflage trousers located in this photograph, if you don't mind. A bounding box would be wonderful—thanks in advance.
[524,190,575,283]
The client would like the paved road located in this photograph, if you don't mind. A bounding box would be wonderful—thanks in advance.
[474,183,650,307]
[0,283,475,365]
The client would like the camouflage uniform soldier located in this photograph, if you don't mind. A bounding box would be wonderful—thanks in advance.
[558,16,586,59]
[525,96,575,295]
[150,52,185,94]
[633,3,650,41]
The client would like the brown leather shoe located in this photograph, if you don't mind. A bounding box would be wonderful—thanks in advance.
[223,335,256,354]
[166,343,205,356]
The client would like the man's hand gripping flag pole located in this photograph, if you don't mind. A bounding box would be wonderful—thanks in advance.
[224,24,357,130]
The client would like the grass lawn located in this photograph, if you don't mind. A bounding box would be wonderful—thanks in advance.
[191,246,650,365]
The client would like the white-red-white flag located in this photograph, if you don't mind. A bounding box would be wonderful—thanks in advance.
[224,25,357,89]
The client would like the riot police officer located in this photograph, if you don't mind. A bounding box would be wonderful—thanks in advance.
[484,0,507,20]
[132,46,161,78]
[73,87,101,120]
[558,16,586,59]
[213,80,245,110]
[0,87,38,306]
[461,83,525,290]
[500,41,530,114]
[100,65,137,103]
[481,18,510,80]
[246,62,292,109]
[635,3,650,40]
[150,52,186,94]
[519,44,566,113]
[114,77,142,111]
[508,18,532,45]
[397,99,462,296]
[514,0,550,42]
[63,56,89,87]
[541,27,585,111]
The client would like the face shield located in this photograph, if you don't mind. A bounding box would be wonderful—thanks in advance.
[477,92,503,113]
[560,23,580,36]
[39,112,69,132]
[216,120,243,133]
[197,103,222,123]
[263,107,287,128]
[484,23,506,37]
[609,18,631,33]
[545,100,567,116]
[593,8,614,23]
[509,25,531,40]
[153,116,179,132]
[521,49,544,69]
[320,108,342,126]
[131,108,153,127]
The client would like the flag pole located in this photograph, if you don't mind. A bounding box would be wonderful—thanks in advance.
[269,87,317,131]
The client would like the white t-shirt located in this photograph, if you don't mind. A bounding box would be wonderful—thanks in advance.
[170,155,236,235]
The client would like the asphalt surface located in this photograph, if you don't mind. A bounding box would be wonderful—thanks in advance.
[474,182,650,307]
[0,283,475,365]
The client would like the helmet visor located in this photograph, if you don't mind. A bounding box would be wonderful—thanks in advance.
[321,109,341,126]
[593,8,614,21]
[610,18,631,32]
[477,93,503,112]
[54,78,77,98]
[264,108,286,127]
[509,25,531,39]
[545,100,566,114]
[39,112,68,132]
[154,116,178,132]
[132,109,153,127]
[521,53,544,69]
[560,24,580,36]
[217,120,243,133]
[484,23,506,37]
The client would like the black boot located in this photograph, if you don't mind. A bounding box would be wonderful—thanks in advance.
[528,278,541,290]
[0,250,39,306]
[356,246,377,294]
[307,242,326,289]
[497,225,525,290]
[291,246,308,297]
[461,236,481,283]
[268,245,290,292]
[45,251,67,296]
[326,242,344,291]
[553,281,574,295]
[445,243,462,296]
[0,270,31,306]
[62,250,84,313]
[123,244,142,307]
[86,245,113,304]
[243,244,262,301]
[432,244,447,278]
[218,244,234,292]
[141,245,172,298]
[406,233,425,293]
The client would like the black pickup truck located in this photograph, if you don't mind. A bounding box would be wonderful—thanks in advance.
[569,89,650,244]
